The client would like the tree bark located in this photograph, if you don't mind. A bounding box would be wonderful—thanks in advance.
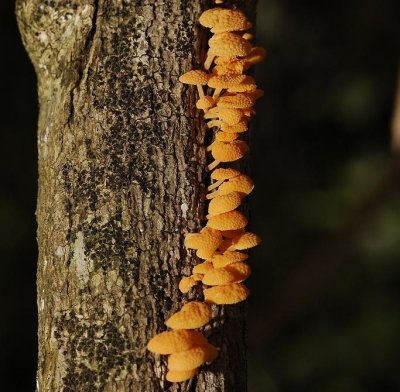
[16,0,256,390]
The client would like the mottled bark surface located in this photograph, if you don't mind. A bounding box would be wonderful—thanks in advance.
[16,0,255,390]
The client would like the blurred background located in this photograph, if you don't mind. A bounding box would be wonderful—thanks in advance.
[1,0,399,391]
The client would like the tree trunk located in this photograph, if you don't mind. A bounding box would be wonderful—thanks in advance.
[16,0,256,390]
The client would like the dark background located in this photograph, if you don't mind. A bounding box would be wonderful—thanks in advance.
[1,0,400,391]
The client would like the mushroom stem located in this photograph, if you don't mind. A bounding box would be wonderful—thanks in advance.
[207,178,224,191]
[196,85,205,99]
[212,87,223,100]
[206,143,215,152]
[207,160,220,171]
[204,51,216,71]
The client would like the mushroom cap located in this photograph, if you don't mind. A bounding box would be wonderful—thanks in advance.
[218,174,254,196]
[166,369,198,382]
[196,96,216,110]
[217,93,255,109]
[185,227,222,252]
[199,8,252,33]
[179,70,210,85]
[220,120,249,133]
[227,76,257,93]
[244,46,267,66]
[221,228,245,238]
[209,32,252,58]
[207,210,248,231]
[192,261,214,274]
[212,108,245,125]
[147,330,208,354]
[215,131,239,142]
[178,276,198,294]
[210,167,241,181]
[208,191,242,216]
[212,60,246,76]
[217,238,232,252]
[204,283,250,304]
[230,231,261,250]
[168,343,219,371]
[208,74,247,89]
[212,250,248,268]
[202,262,251,285]
[186,227,223,259]
[246,88,264,100]
[165,302,212,330]
[211,140,249,162]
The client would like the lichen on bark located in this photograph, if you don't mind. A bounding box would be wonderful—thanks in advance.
[17,0,255,390]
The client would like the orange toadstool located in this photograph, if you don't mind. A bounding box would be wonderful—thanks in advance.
[165,301,212,329]
[166,369,198,382]
[212,250,248,268]
[204,283,250,304]
[147,330,208,354]
[192,261,214,274]
[167,343,219,371]
[179,70,210,99]
[199,8,252,34]
[205,107,245,127]
[178,276,198,294]
[205,32,252,70]
[207,167,241,191]
[207,191,242,217]
[207,210,248,231]
[202,262,251,286]
[208,173,254,199]
[208,140,249,171]
[244,47,267,69]
[217,93,255,109]
[227,231,261,251]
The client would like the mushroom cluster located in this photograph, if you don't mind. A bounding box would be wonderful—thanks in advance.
[148,5,265,383]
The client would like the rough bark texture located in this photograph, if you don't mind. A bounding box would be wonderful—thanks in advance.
[16,0,255,390]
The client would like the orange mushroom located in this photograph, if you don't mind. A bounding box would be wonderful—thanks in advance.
[207,210,248,231]
[207,191,242,217]
[167,343,219,371]
[166,369,198,382]
[147,330,208,354]
[204,283,250,304]
[217,93,255,109]
[205,32,252,70]
[212,250,248,268]
[227,231,261,251]
[192,261,214,274]
[179,70,210,99]
[207,167,241,191]
[199,8,252,34]
[208,140,249,171]
[207,173,254,199]
[165,301,212,329]
[202,262,251,286]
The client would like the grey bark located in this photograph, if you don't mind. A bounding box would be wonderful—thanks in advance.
[16,0,255,390]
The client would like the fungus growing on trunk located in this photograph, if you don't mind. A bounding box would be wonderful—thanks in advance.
[148,3,266,383]
[165,302,212,329]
